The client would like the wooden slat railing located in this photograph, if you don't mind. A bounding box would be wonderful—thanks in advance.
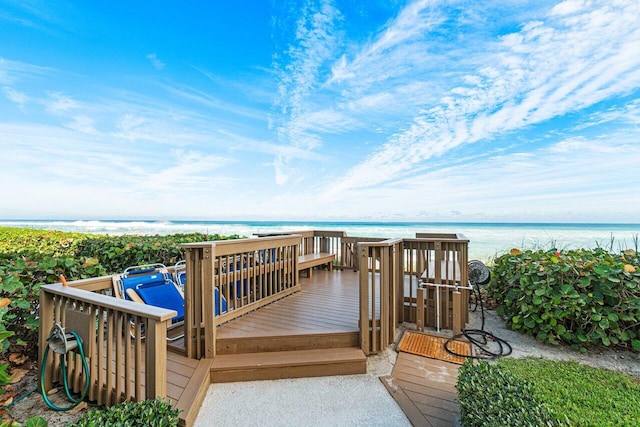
[358,239,404,355]
[358,234,469,354]
[405,234,469,330]
[181,235,301,359]
[39,282,175,405]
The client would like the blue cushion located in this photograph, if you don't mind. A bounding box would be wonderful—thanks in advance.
[214,287,227,316]
[121,272,168,296]
[136,284,185,323]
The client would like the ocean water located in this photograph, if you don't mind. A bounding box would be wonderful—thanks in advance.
[1,220,638,262]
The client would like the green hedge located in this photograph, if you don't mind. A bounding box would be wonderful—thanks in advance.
[0,227,89,258]
[69,398,179,427]
[457,359,559,426]
[498,358,640,426]
[458,358,640,426]
[77,232,240,274]
[489,248,640,351]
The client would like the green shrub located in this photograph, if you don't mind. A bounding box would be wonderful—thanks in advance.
[69,398,179,427]
[0,254,107,351]
[0,227,89,258]
[489,248,640,351]
[0,299,15,389]
[457,359,559,426]
[77,232,240,273]
[499,358,640,426]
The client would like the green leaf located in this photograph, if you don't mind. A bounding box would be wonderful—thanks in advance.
[25,417,48,427]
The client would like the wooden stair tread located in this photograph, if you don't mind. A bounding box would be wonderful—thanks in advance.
[211,347,366,370]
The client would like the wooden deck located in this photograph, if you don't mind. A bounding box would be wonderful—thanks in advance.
[209,269,366,382]
[381,352,461,427]
[218,269,360,339]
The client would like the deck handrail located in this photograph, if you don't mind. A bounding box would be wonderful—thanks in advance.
[39,282,174,406]
[181,235,302,359]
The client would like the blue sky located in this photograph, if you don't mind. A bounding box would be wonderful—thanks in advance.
[1,0,639,222]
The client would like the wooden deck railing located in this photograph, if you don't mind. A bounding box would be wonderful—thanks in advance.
[358,234,469,354]
[403,234,469,331]
[358,239,404,355]
[39,280,175,405]
[181,235,301,359]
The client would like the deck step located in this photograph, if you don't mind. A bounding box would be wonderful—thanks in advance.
[210,347,367,383]
[216,331,360,354]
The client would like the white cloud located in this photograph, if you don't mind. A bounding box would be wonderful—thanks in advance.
[0,57,54,84]
[272,0,342,182]
[66,115,98,134]
[43,92,78,113]
[3,86,28,108]
[326,0,640,195]
[146,53,165,71]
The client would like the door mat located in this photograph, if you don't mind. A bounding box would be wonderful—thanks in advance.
[397,331,471,365]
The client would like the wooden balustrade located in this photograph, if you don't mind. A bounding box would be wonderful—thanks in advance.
[39,282,174,405]
[181,235,302,359]
[406,234,469,331]
[358,239,404,355]
[357,234,469,354]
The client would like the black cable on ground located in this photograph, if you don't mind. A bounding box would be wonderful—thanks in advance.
[444,279,512,360]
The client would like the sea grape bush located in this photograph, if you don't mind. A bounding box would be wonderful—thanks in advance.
[77,232,239,273]
[0,227,87,258]
[0,254,107,350]
[489,248,640,351]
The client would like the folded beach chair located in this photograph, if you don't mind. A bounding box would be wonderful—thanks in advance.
[174,260,228,316]
[113,263,185,340]
[173,260,187,291]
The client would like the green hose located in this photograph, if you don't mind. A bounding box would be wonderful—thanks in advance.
[40,330,90,411]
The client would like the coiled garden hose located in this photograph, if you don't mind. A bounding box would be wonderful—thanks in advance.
[444,262,512,360]
[39,329,90,411]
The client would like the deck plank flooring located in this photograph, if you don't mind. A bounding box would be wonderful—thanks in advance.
[381,352,461,427]
[216,270,360,339]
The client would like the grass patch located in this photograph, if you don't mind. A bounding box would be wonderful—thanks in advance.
[499,358,640,426]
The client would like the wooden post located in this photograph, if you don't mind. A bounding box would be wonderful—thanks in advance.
[453,291,462,335]
[145,319,167,400]
[202,246,215,360]
[416,288,425,332]
[359,245,370,355]
[38,288,55,393]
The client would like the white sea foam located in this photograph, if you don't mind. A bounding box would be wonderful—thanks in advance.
[1,220,638,262]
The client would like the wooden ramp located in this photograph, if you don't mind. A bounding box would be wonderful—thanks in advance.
[381,352,461,427]
[167,354,212,427]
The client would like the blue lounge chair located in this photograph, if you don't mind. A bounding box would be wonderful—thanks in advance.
[173,260,187,291]
[113,264,185,340]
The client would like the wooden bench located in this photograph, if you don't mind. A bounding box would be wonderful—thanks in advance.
[298,253,335,278]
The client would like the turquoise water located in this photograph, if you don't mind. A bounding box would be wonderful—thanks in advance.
[1,220,638,262]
